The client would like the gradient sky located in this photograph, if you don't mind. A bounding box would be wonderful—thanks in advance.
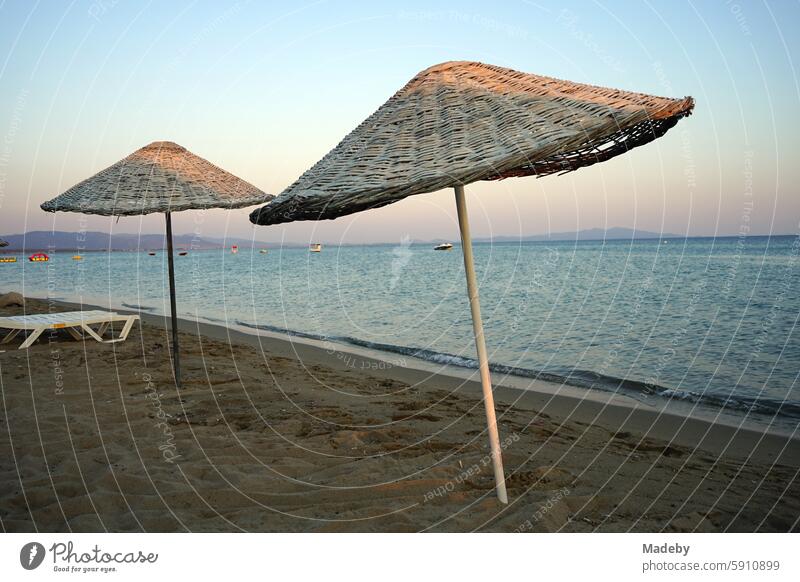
[0,0,798,244]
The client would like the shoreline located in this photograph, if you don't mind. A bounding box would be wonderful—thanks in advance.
[44,295,800,466]
[4,235,798,440]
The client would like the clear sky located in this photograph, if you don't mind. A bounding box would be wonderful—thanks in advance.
[0,0,798,244]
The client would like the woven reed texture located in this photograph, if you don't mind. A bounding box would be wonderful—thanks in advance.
[42,142,272,216]
[251,61,694,225]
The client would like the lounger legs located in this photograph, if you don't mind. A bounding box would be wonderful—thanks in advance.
[1,329,22,345]
[19,328,46,349]
[80,316,137,343]
[117,316,136,342]
[66,327,85,341]
[80,324,106,343]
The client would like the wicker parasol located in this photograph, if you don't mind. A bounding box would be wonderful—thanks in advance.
[42,141,273,387]
[250,61,694,504]
[250,61,694,225]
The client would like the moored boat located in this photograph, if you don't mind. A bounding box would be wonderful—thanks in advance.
[434,242,453,251]
[28,252,49,262]
[309,243,322,253]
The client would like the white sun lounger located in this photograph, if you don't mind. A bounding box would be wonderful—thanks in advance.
[0,310,139,349]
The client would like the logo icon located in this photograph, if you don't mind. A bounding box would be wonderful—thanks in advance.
[20,542,46,570]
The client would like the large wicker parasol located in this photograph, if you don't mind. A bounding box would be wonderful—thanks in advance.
[252,61,694,503]
[42,141,273,387]
[250,61,694,226]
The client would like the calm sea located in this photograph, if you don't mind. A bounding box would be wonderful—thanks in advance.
[2,235,798,433]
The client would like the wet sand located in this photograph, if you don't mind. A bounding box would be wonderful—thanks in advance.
[1,297,798,532]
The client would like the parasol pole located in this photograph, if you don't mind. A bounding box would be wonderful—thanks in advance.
[454,185,508,504]
[164,212,182,388]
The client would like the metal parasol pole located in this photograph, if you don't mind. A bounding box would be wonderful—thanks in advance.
[165,212,182,388]
[454,185,508,504]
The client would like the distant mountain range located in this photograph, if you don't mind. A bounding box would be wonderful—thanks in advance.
[477,227,681,243]
[0,231,274,251]
[0,227,701,251]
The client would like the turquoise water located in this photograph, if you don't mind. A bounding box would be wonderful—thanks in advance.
[2,235,798,432]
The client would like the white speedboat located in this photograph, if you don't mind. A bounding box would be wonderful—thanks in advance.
[434,242,453,251]
[310,243,322,253]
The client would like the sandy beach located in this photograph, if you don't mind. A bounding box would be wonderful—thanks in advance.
[1,296,798,532]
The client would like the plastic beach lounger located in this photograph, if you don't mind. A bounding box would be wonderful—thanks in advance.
[0,310,139,349]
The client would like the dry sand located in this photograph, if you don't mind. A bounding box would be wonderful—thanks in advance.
[1,297,798,532]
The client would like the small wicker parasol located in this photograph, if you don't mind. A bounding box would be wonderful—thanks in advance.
[42,141,273,387]
[42,141,268,215]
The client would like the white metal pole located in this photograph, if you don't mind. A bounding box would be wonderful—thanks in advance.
[454,185,508,504]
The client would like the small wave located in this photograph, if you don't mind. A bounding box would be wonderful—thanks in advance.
[197,314,227,324]
[121,302,157,311]
[646,386,800,418]
[236,320,800,422]
[563,370,800,418]
[237,320,333,343]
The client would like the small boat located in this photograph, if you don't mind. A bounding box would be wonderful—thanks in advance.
[72,255,83,260]
[28,252,49,262]
[310,243,322,253]
[148,251,156,256]
[259,249,268,254]
[0,257,17,263]
[178,251,188,256]
[434,243,453,251]
[231,245,239,254]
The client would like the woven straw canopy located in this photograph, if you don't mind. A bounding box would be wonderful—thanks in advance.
[251,61,694,225]
[42,141,271,216]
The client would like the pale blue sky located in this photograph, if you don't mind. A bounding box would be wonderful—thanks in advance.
[0,0,798,243]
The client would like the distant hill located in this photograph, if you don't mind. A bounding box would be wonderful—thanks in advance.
[0,231,281,251]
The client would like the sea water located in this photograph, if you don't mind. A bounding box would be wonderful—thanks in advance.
[2,235,798,433]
